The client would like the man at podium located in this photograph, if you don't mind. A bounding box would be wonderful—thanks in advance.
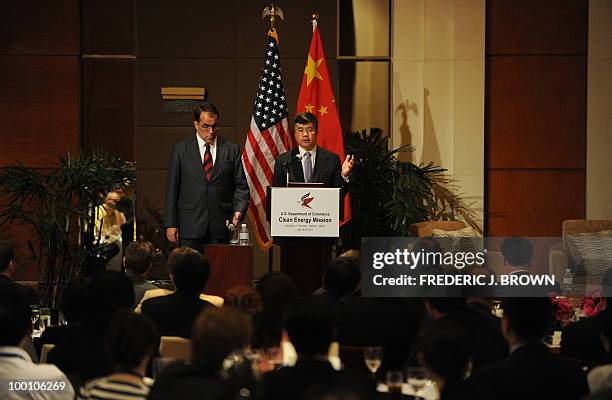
[272,112,355,188]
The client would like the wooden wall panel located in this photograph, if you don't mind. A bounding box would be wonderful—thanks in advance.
[486,170,585,236]
[1,0,79,55]
[82,0,135,54]
[0,56,79,166]
[487,56,586,169]
[82,58,135,160]
[487,0,587,55]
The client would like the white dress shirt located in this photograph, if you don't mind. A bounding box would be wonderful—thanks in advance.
[0,346,75,400]
[196,134,217,165]
[298,145,317,173]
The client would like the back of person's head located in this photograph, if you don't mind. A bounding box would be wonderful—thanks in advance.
[59,277,89,324]
[502,297,551,341]
[418,320,470,383]
[501,237,533,267]
[0,240,15,273]
[0,285,31,346]
[425,297,467,317]
[285,296,337,357]
[124,240,154,274]
[224,286,263,316]
[305,372,376,400]
[191,307,251,370]
[166,247,199,275]
[85,270,135,327]
[256,272,298,316]
[106,310,159,371]
[323,257,361,298]
[412,237,443,270]
[172,251,210,295]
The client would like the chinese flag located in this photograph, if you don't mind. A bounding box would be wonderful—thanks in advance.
[296,20,351,225]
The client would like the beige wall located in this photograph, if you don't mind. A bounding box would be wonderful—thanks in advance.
[587,0,612,219]
[392,0,485,228]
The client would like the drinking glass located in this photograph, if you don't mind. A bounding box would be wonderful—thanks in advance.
[386,370,404,400]
[30,304,40,326]
[363,346,383,379]
[39,307,51,331]
[406,367,428,400]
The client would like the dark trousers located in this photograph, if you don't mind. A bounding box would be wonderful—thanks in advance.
[180,225,228,253]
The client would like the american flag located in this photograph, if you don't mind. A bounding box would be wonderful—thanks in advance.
[242,29,293,249]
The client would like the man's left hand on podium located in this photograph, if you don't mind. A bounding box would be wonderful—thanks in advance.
[232,211,242,226]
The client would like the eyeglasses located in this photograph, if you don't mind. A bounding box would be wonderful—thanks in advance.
[295,128,316,134]
[200,123,219,131]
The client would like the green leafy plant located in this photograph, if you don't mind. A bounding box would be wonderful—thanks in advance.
[0,150,135,307]
[345,128,481,242]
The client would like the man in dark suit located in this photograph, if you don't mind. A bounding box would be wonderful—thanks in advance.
[272,112,354,190]
[0,240,39,306]
[141,250,212,338]
[164,102,249,249]
[471,297,589,400]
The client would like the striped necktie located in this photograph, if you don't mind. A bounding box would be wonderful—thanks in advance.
[203,144,213,182]
[303,151,312,183]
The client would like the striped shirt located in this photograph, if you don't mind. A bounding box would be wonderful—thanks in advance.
[78,375,151,400]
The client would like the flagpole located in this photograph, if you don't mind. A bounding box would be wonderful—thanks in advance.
[310,13,319,32]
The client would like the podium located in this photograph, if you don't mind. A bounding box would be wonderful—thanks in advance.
[268,186,340,294]
[203,244,253,297]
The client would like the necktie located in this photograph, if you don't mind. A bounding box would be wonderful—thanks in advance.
[303,151,312,183]
[203,144,213,182]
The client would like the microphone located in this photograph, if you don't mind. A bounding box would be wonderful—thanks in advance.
[293,153,303,162]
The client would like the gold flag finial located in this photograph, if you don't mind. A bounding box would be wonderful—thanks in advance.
[262,4,284,28]
[310,13,319,31]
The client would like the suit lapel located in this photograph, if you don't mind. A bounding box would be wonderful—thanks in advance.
[310,147,325,183]
[187,136,206,185]
[290,147,305,183]
[209,137,226,184]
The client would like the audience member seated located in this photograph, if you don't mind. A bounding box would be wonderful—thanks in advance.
[313,256,361,300]
[0,286,75,400]
[498,237,559,296]
[37,277,88,354]
[561,268,612,366]
[134,247,223,311]
[263,296,375,400]
[338,297,424,372]
[123,240,159,306]
[471,297,589,400]
[252,272,298,351]
[79,311,158,400]
[417,297,507,370]
[418,320,492,400]
[149,307,251,400]
[141,249,213,338]
[0,240,39,306]
[224,285,263,317]
[586,305,612,394]
[49,271,135,387]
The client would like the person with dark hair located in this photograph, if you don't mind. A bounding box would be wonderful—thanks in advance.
[414,297,507,370]
[314,256,360,300]
[471,297,589,400]
[49,271,135,387]
[418,322,491,400]
[79,311,158,400]
[149,307,251,400]
[123,240,158,306]
[141,250,213,337]
[562,267,612,366]
[252,272,298,350]
[224,285,263,317]
[37,277,88,353]
[0,240,39,305]
[0,286,75,399]
[264,296,373,400]
[164,101,249,249]
[500,237,533,275]
[272,112,354,189]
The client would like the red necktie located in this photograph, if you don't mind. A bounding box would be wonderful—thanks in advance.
[203,144,213,182]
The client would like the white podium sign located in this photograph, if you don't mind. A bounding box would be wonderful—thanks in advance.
[270,187,340,237]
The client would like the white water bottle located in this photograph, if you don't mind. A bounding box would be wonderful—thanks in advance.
[239,223,250,245]
[563,268,574,293]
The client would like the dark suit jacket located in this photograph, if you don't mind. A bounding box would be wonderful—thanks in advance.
[0,274,39,305]
[149,363,233,400]
[164,135,249,240]
[272,146,347,194]
[471,342,589,400]
[141,291,213,338]
[561,307,610,366]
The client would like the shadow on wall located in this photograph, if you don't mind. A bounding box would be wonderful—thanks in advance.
[395,100,418,163]
[422,88,442,168]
